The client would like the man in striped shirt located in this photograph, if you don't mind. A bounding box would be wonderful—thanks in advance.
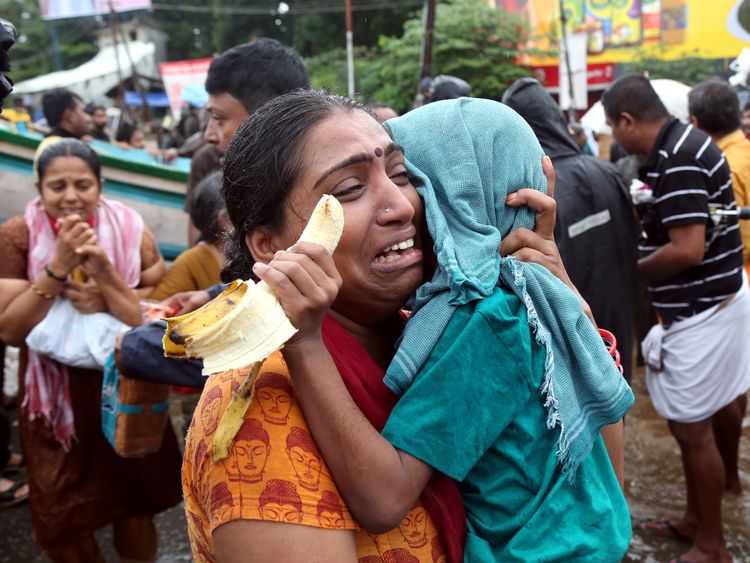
[688,79,750,272]
[603,75,749,563]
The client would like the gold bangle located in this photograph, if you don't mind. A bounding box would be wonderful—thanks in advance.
[29,283,56,300]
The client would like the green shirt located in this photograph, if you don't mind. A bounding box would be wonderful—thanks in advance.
[383,287,631,562]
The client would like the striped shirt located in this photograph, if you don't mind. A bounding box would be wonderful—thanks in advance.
[638,118,743,326]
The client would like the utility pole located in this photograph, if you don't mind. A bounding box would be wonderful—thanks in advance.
[345,0,354,97]
[419,0,436,79]
[108,1,150,123]
[108,6,126,113]
[115,18,151,123]
[49,21,63,71]
[559,0,577,124]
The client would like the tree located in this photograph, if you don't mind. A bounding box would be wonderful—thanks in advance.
[150,0,417,62]
[621,47,725,86]
[1,0,99,83]
[307,0,541,112]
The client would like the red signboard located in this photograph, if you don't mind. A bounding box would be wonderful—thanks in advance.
[532,62,616,90]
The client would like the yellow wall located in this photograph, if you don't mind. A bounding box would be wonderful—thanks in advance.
[511,0,750,66]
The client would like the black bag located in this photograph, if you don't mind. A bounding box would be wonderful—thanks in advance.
[120,321,204,389]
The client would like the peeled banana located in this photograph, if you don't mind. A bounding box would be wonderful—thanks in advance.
[162,194,344,461]
[163,194,344,374]
[297,193,346,256]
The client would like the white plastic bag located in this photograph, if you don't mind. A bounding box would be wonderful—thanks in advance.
[26,299,131,369]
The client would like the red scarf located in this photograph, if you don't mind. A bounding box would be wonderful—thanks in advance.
[321,316,466,563]
[46,212,95,235]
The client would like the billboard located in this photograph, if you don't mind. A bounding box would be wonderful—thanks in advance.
[159,58,212,121]
[497,0,750,65]
[39,0,152,21]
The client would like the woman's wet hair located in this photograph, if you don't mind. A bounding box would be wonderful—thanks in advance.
[189,171,226,244]
[36,138,102,187]
[221,89,375,282]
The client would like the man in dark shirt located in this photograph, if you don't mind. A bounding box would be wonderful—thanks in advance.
[120,39,310,383]
[41,88,90,139]
[184,38,310,245]
[603,75,749,563]
[87,104,110,142]
[503,77,639,382]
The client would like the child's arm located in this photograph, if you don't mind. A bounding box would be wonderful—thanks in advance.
[283,337,435,533]
[250,242,436,532]
[601,420,625,489]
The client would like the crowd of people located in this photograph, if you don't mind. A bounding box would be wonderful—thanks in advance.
[0,15,748,563]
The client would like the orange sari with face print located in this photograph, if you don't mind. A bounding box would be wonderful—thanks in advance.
[183,335,459,562]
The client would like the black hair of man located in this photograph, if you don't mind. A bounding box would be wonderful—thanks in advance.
[86,103,105,116]
[601,74,669,124]
[688,79,741,138]
[205,38,309,115]
[42,88,82,128]
[744,102,750,113]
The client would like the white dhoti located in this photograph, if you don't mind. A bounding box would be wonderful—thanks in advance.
[641,282,750,423]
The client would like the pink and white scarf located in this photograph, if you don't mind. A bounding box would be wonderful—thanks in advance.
[24,196,144,451]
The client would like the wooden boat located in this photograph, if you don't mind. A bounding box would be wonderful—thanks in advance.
[0,124,189,260]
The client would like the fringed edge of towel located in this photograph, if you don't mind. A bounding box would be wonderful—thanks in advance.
[506,258,580,482]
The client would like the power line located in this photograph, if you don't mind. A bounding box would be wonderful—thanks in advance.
[13,1,422,67]
[13,25,98,66]
[150,1,421,15]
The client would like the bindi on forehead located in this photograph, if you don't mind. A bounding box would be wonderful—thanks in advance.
[374,147,383,157]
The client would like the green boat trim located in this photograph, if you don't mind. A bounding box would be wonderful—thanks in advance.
[0,128,189,183]
[0,129,190,262]
[0,152,185,210]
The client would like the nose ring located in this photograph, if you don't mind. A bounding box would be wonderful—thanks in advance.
[384,207,391,213]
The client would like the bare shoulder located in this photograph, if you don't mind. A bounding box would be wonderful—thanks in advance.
[0,215,29,250]
[0,216,30,279]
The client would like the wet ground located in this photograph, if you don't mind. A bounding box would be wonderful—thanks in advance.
[0,367,748,562]
[623,369,750,562]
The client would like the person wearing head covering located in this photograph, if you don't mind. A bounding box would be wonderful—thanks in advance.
[503,77,640,382]
[278,97,634,561]
[428,75,471,102]
[0,18,16,111]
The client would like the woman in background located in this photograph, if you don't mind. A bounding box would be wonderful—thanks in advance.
[0,138,181,562]
[149,172,227,302]
[115,121,147,150]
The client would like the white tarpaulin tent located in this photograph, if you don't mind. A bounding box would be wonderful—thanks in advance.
[13,41,157,99]
[581,79,691,135]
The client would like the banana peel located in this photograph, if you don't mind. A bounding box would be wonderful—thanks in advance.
[164,280,298,375]
[162,279,246,358]
[211,361,263,462]
[162,194,345,461]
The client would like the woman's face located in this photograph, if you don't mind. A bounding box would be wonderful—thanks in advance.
[129,129,146,149]
[39,155,100,221]
[280,110,426,325]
